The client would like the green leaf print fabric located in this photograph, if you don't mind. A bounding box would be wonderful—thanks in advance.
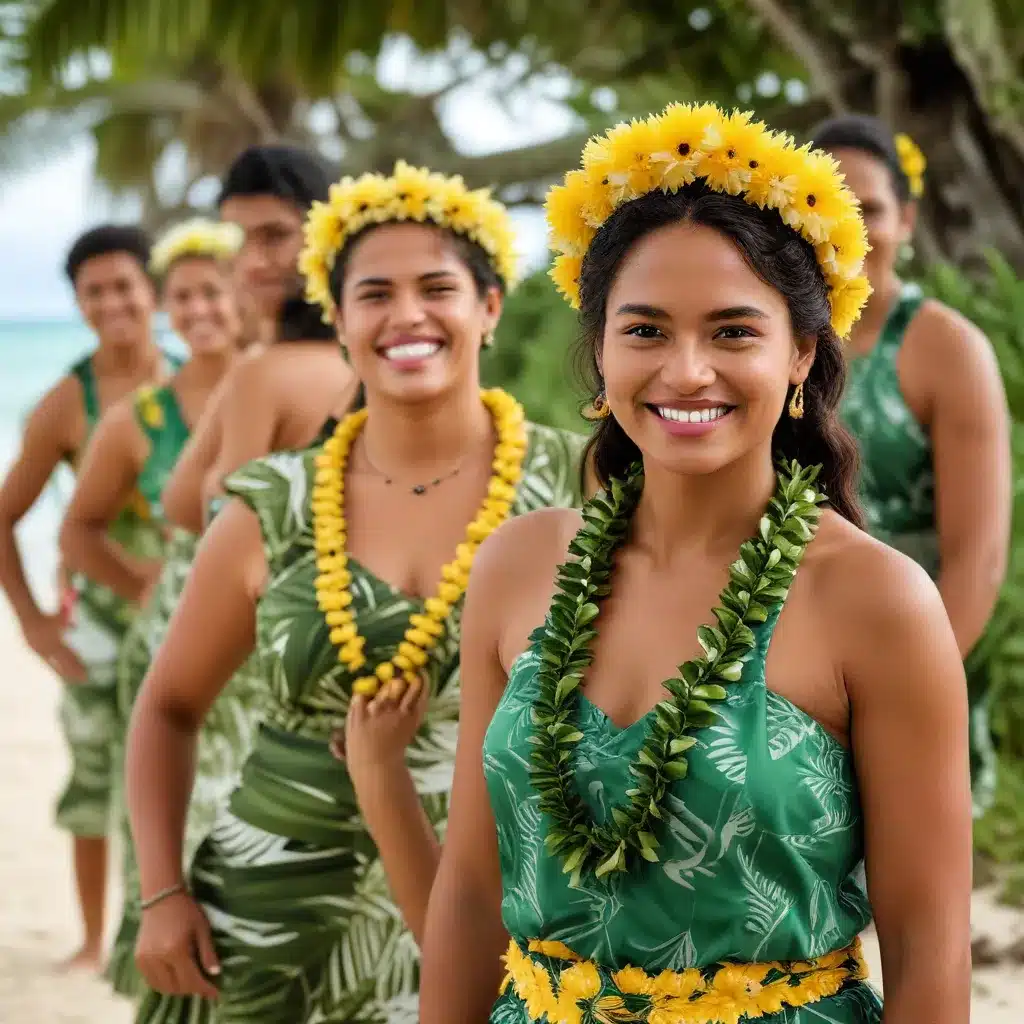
[838,283,936,575]
[484,610,880,1022]
[108,527,267,997]
[134,419,587,1024]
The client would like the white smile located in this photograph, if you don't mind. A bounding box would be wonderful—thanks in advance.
[654,405,732,423]
[382,341,442,361]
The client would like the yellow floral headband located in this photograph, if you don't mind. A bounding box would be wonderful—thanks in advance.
[149,218,243,277]
[299,160,519,322]
[546,103,872,338]
[894,133,926,198]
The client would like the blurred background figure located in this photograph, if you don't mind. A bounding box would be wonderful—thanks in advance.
[0,224,176,972]
[812,114,1011,817]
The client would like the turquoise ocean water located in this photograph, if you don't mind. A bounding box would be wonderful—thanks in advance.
[0,317,184,600]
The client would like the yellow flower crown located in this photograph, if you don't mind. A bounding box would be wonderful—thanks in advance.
[546,103,873,338]
[299,160,520,322]
[894,133,926,198]
[149,218,243,277]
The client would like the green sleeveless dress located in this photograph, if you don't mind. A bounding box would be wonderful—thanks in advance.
[134,419,586,1024]
[106,384,197,995]
[108,414,341,998]
[484,473,880,1024]
[839,283,996,813]
[55,354,179,838]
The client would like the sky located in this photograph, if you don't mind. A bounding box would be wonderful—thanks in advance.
[0,41,581,320]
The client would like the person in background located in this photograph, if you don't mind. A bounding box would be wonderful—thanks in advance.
[0,224,177,971]
[126,161,586,1024]
[812,114,1011,814]
[421,103,972,1024]
[160,143,354,536]
[57,218,245,991]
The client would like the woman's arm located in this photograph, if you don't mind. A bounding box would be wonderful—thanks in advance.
[59,399,158,603]
[925,308,1011,655]
[161,375,230,533]
[419,529,518,1023]
[128,500,264,997]
[341,684,435,943]
[0,378,87,678]
[842,543,972,1023]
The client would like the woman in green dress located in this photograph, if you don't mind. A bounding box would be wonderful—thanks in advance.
[123,161,588,1024]
[421,104,973,1024]
[60,218,245,980]
[810,115,1011,813]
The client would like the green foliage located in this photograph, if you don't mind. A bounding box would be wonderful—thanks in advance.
[922,252,1024,902]
[481,268,587,434]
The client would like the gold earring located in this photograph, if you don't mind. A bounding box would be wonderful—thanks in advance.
[584,391,611,420]
[788,381,805,420]
[482,330,495,348]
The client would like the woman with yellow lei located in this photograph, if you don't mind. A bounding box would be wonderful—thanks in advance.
[421,104,972,1024]
[123,161,587,1023]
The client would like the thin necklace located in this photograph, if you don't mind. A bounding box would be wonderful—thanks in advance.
[361,448,463,495]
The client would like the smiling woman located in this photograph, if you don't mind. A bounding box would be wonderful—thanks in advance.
[420,104,973,1024]
[123,163,588,1024]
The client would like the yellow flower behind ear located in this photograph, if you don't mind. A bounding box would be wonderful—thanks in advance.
[894,133,926,197]
[137,387,165,429]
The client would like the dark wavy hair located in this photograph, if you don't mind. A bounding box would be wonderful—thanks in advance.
[327,222,504,307]
[277,295,337,342]
[810,114,911,204]
[576,184,863,526]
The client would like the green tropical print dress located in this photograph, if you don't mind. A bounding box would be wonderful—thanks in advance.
[133,419,586,1024]
[484,467,881,1024]
[107,387,273,997]
[838,282,996,814]
[56,355,179,839]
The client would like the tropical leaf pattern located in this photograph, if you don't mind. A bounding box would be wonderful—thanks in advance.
[107,527,267,997]
[838,283,936,573]
[484,592,879,1022]
[134,420,586,1024]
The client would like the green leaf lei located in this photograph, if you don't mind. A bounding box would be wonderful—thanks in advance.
[529,458,826,883]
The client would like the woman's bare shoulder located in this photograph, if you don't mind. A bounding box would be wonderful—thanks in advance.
[803,511,953,681]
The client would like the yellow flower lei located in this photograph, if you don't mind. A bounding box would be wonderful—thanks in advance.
[299,160,520,323]
[894,132,926,198]
[149,217,243,277]
[312,387,527,698]
[545,103,872,339]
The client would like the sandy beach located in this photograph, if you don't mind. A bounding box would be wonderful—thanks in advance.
[0,603,1022,1021]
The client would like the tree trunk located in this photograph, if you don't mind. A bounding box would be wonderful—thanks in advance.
[744,2,1024,273]
[898,41,1024,273]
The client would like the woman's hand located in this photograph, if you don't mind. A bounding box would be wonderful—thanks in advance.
[134,890,221,999]
[331,679,429,783]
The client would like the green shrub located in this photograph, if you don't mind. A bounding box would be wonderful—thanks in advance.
[482,268,587,433]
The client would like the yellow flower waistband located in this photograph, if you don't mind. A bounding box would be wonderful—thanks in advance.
[500,936,869,1024]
